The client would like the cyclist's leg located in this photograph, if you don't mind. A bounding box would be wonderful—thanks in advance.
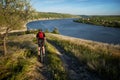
[38,39,42,56]
[42,46,45,55]
[38,46,41,55]
[37,45,41,61]
[38,47,40,55]
[42,40,45,55]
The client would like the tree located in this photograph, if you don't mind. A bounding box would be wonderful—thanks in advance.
[0,0,33,55]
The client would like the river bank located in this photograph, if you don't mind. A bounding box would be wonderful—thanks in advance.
[0,18,62,34]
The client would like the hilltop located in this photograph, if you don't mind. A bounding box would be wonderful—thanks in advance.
[30,12,80,20]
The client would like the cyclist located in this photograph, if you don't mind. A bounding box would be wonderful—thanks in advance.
[36,29,46,57]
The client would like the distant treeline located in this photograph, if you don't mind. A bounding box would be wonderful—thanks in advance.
[30,12,80,19]
[74,16,120,28]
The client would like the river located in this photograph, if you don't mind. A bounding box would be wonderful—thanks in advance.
[27,18,120,45]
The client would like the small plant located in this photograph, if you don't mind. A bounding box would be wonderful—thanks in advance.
[52,28,60,34]
[45,29,50,33]
[25,30,30,34]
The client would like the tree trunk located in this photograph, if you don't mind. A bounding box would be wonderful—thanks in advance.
[3,28,9,56]
[3,36,7,56]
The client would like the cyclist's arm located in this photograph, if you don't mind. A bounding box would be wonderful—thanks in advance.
[36,33,38,38]
[36,33,39,42]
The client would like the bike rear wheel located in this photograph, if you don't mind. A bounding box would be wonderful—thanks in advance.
[40,48,43,63]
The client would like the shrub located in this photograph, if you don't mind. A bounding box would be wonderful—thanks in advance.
[52,28,60,34]
[45,29,50,33]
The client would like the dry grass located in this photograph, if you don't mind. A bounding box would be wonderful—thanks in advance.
[0,31,119,80]
[46,33,120,80]
[45,42,68,80]
[0,33,45,80]
[47,33,120,57]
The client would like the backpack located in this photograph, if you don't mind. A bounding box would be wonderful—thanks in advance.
[38,32,44,39]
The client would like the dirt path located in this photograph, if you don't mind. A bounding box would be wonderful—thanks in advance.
[49,42,101,80]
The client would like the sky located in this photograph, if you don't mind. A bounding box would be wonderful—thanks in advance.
[30,0,120,15]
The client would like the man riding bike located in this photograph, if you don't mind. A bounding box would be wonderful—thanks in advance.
[36,29,46,58]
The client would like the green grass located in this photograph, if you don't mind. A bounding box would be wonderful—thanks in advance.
[1,31,120,80]
[32,36,68,80]
[31,12,80,19]
[1,32,68,80]
[0,49,38,80]
[0,33,40,80]
[43,42,68,80]
[46,33,120,80]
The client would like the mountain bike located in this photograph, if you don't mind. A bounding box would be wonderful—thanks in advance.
[38,44,45,63]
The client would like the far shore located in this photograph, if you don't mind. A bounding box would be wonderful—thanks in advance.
[1,17,76,34]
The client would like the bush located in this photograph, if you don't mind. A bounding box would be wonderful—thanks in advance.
[45,29,50,33]
[52,28,60,34]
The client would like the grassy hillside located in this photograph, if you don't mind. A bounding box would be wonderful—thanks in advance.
[0,31,120,80]
[46,33,120,80]
[30,12,80,20]
[0,33,41,80]
[0,32,68,80]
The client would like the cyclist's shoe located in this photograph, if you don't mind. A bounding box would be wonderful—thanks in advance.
[37,55,40,62]
[43,54,45,57]
[42,52,45,56]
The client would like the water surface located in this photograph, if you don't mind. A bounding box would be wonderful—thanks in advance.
[27,19,120,44]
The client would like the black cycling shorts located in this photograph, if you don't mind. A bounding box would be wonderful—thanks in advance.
[38,39,44,47]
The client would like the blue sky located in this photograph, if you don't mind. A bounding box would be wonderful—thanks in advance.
[30,0,120,15]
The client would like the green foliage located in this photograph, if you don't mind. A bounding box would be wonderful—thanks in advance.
[0,0,34,55]
[25,30,38,34]
[45,29,50,33]
[0,0,32,30]
[52,28,60,34]
[25,30,31,34]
